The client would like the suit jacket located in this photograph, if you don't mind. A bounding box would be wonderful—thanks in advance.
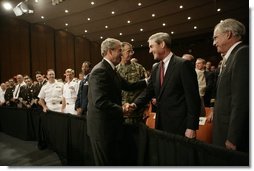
[75,74,90,113]
[134,55,200,135]
[87,59,146,140]
[204,70,215,107]
[213,43,249,152]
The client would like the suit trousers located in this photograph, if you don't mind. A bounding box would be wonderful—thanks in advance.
[89,137,125,166]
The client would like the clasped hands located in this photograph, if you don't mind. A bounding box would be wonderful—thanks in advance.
[122,103,137,116]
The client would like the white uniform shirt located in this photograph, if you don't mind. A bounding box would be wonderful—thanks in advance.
[0,88,6,103]
[63,80,79,104]
[38,80,64,105]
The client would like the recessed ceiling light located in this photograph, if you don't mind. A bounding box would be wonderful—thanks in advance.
[138,2,142,6]
[179,5,183,9]
[65,23,68,26]
[131,39,134,42]
[41,16,44,19]
[152,14,156,17]
[111,11,115,15]
[194,26,197,29]
[217,8,221,12]
[127,20,131,24]
[65,10,69,13]
[105,25,108,29]
[140,28,143,32]
[119,33,122,35]
[87,17,91,21]
[84,30,88,33]
[91,1,95,5]
[2,2,12,10]
[187,16,191,20]
[171,31,174,34]
[162,23,166,26]
[35,0,39,2]
[100,36,103,39]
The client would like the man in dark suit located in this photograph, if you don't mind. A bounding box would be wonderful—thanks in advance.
[75,61,91,116]
[129,32,200,138]
[87,38,147,165]
[212,18,249,152]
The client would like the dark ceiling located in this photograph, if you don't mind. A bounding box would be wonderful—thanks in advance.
[0,0,249,47]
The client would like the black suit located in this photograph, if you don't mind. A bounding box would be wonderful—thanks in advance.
[213,43,249,153]
[134,55,200,135]
[75,74,89,115]
[204,71,215,107]
[87,59,146,165]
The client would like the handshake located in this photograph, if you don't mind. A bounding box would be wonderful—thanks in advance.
[122,103,137,116]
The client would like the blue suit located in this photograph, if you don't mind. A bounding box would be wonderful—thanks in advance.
[75,74,89,115]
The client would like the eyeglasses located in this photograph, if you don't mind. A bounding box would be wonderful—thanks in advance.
[123,49,134,55]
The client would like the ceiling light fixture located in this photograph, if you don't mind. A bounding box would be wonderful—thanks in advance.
[111,11,115,14]
[127,20,131,23]
[41,16,44,19]
[187,16,191,20]
[217,8,221,12]
[119,33,122,35]
[152,14,155,17]
[65,9,69,13]
[2,2,13,10]
[179,5,183,9]
[91,1,95,5]
[138,2,142,6]
[162,23,166,26]
[194,26,197,29]
[13,1,34,16]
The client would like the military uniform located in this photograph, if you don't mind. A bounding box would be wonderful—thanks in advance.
[116,61,147,123]
[4,87,15,107]
[62,79,79,115]
[38,80,64,112]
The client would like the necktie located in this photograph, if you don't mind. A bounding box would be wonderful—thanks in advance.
[14,84,21,98]
[160,61,164,86]
[219,58,227,75]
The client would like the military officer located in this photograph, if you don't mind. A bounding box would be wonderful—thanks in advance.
[38,69,64,112]
[61,69,79,115]
[116,42,147,123]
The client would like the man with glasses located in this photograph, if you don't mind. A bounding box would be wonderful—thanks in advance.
[116,42,147,123]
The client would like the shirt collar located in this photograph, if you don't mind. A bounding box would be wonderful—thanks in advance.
[162,52,173,63]
[224,41,242,61]
[104,57,116,70]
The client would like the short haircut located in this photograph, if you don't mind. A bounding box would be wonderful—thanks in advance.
[148,32,171,48]
[214,18,246,40]
[101,38,121,57]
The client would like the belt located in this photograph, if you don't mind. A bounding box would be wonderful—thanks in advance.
[66,102,75,105]
[50,101,62,105]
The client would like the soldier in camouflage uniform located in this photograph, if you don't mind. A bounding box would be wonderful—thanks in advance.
[116,42,147,123]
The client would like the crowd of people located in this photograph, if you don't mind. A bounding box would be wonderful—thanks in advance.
[0,18,249,165]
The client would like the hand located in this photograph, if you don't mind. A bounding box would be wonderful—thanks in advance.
[185,129,196,139]
[151,98,157,106]
[76,108,83,115]
[225,140,236,150]
[43,107,48,113]
[122,103,131,116]
[206,108,214,123]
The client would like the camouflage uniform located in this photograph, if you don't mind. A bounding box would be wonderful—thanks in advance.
[116,61,147,123]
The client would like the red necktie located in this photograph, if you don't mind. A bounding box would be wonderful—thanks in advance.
[160,61,164,86]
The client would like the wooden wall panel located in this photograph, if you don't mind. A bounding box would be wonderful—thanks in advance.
[55,30,75,80]
[0,17,30,82]
[74,37,91,76]
[90,42,101,67]
[30,24,55,79]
